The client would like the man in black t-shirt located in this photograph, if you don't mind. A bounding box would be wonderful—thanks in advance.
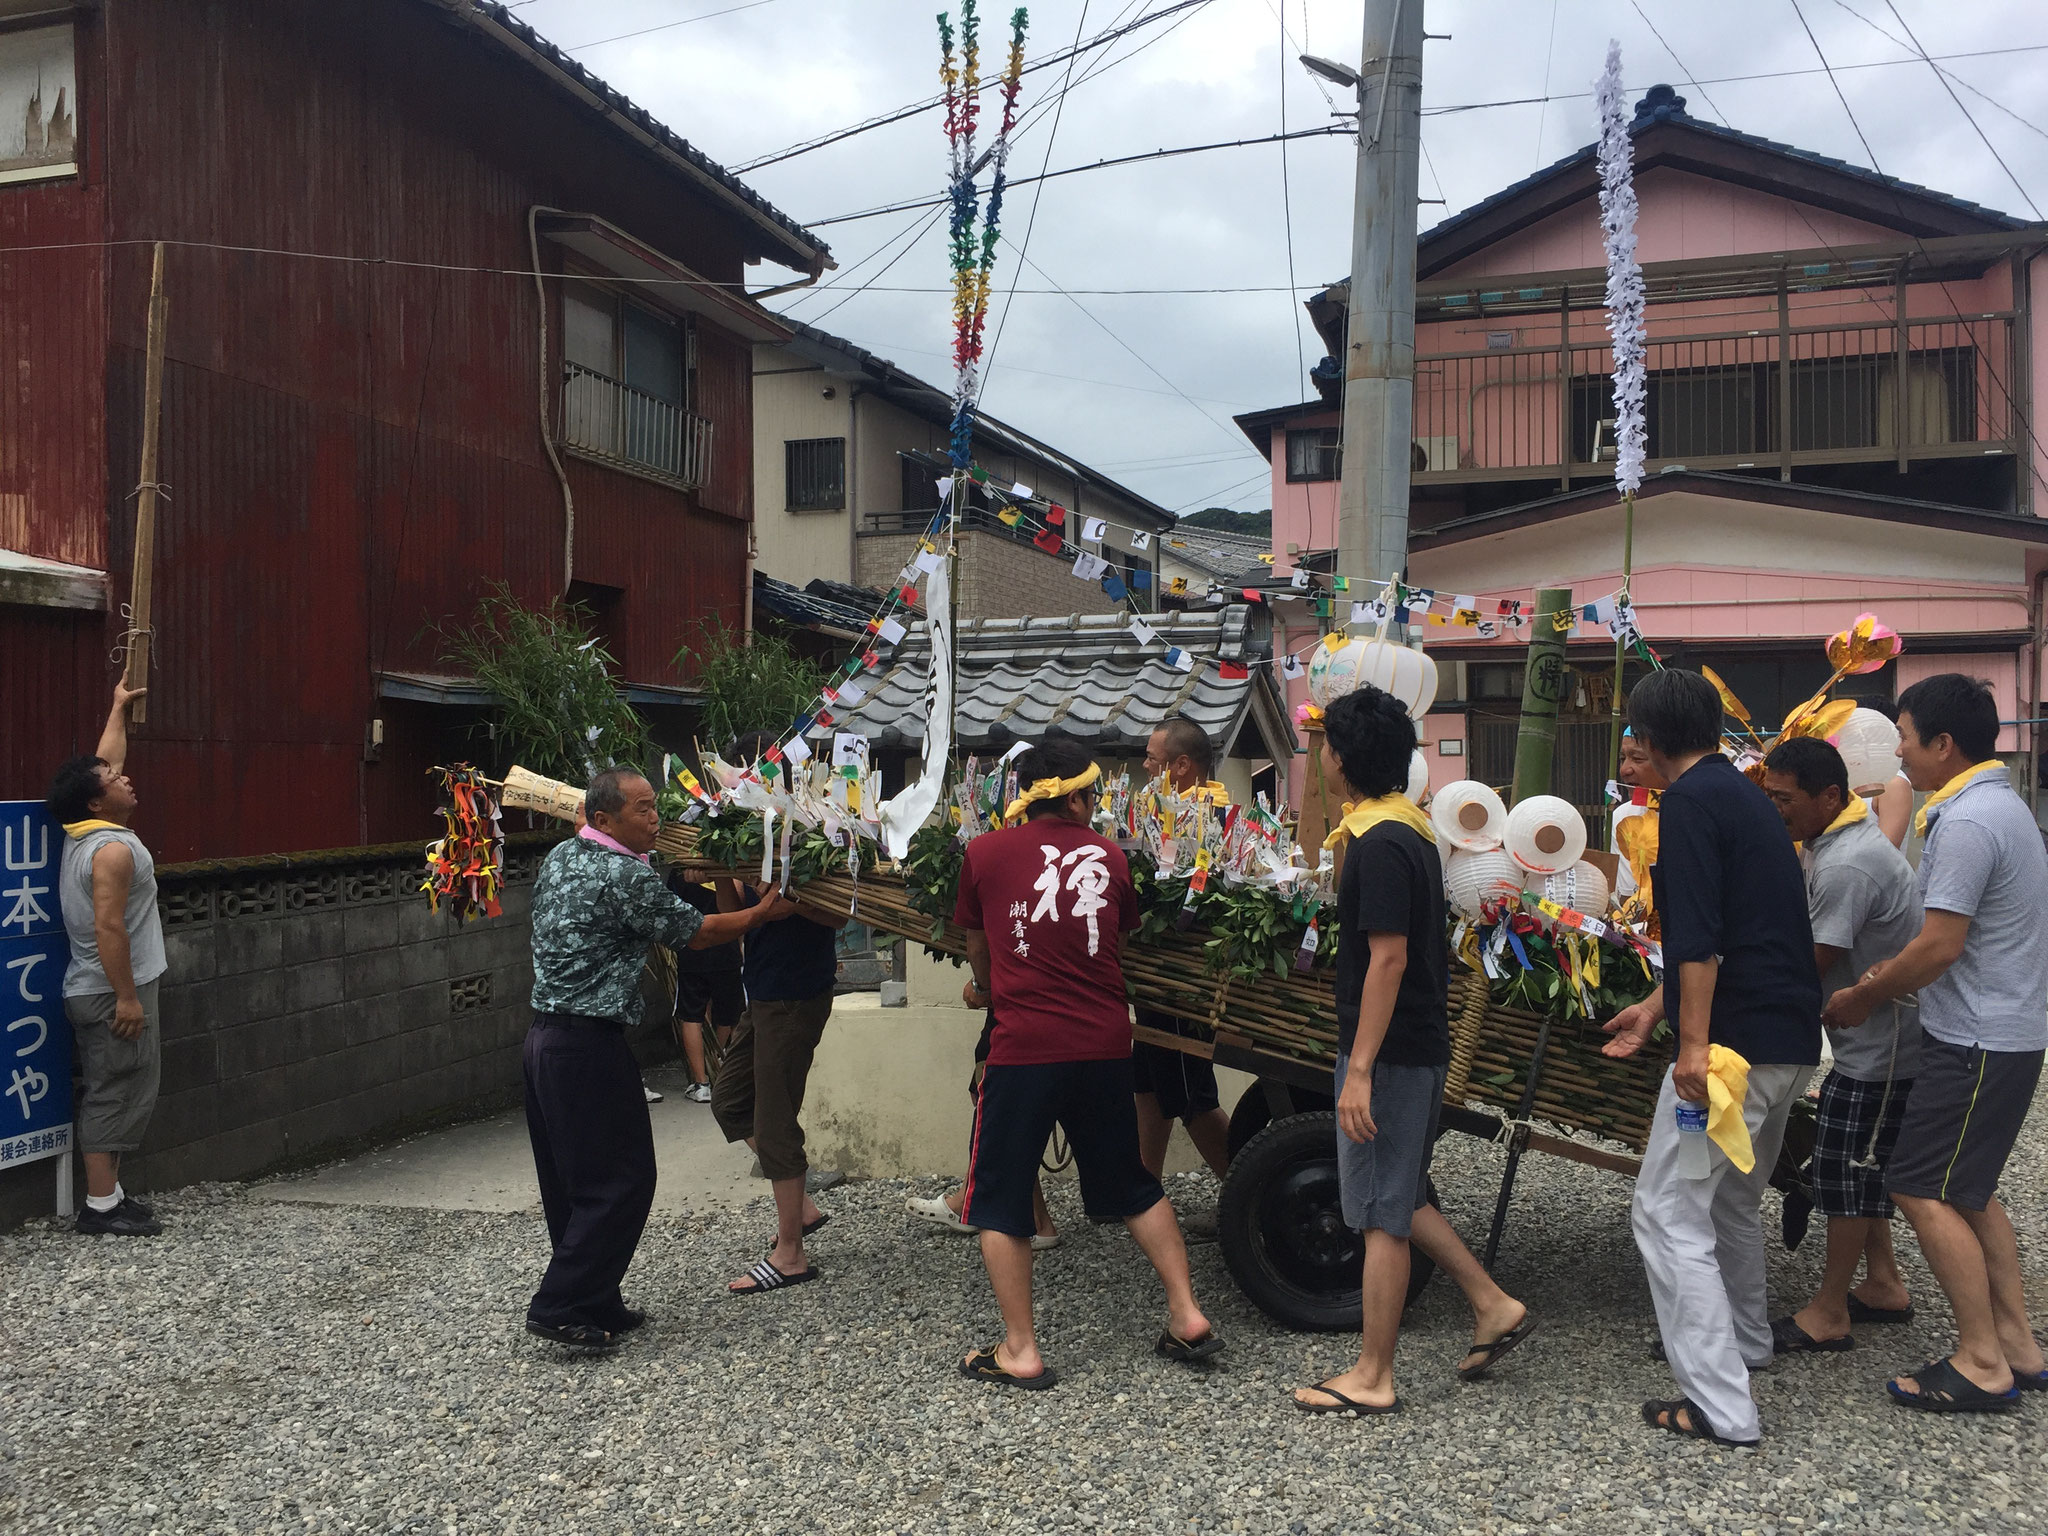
[1603,669,1820,1449]
[1293,687,1535,1417]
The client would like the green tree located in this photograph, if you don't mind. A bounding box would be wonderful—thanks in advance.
[437,582,649,783]
[676,621,829,754]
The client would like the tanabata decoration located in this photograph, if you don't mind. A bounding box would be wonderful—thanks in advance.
[1306,634,1441,717]
[423,765,505,921]
[1504,795,1588,876]
[1833,707,1902,797]
[1432,780,1507,853]
[1445,847,1526,921]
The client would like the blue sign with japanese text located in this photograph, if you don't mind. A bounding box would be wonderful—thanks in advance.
[1,800,73,1168]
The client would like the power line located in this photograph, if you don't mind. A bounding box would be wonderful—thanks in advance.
[1275,0,1313,550]
[1876,0,2042,217]
[731,0,1212,172]
[1629,0,1732,125]
[808,125,1351,228]
[562,0,785,52]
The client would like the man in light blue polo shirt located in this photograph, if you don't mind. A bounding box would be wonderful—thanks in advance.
[1824,674,2048,1412]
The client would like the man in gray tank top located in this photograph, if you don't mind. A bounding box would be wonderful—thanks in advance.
[46,682,165,1236]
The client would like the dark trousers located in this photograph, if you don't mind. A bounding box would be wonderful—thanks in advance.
[523,1018,657,1328]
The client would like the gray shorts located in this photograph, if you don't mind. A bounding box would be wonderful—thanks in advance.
[65,979,162,1154]
[1334,1054,1447,1237]
[1885,1036,2042,1211]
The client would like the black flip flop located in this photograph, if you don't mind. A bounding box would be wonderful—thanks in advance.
[2013,1368,2048,1393]
[524,1319,620,1352]
[1292,1381,1401,1416]
[960,1344,1057,1391]
[1459,1318,1538,1381]
[1887,1358,2020,1413]
[1846,1296,1914,1326]
[1772,1316,1854,1355]
[1641,1397,1756,1449]
[729,1259,820,1296]
[1155,1328,1226,1364]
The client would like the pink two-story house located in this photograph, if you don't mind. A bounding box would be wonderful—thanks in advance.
[1238,85,2048,822]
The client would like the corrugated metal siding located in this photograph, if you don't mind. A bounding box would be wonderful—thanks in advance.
[695,324,753,521]
[11,0,770,857]
[0,606,106,802]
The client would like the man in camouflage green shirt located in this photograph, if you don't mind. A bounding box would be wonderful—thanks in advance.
[522,767,788,1351]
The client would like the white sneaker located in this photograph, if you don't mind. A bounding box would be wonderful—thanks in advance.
[683,1082,713,1104]
[905,1194,978,1234]
[643,1084,663,1104]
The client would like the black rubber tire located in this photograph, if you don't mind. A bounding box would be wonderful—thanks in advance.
[1217,1110,1435,1332]
[1224,1080,1334,1163]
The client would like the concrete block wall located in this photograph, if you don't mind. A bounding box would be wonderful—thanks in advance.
[857,529,1126,622]
[0,835,681,1228]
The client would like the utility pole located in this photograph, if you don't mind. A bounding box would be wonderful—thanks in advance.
[1333,0,1425,594]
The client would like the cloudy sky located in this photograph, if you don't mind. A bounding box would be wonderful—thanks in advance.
[510,0,2048,517]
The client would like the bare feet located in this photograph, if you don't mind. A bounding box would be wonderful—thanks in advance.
[970,1338,1046,1380]
[730,1237,808,1291]
[1850,1280,1912,1313]
[1459,1297,1530,1375]
[1790,1299,1853,1346]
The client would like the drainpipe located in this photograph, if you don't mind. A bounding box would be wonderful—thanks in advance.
[743,520,757,649]
[846,386,861,586]
[2030,566,2046,811]
[527,206,578,594]
[750,273,821,303]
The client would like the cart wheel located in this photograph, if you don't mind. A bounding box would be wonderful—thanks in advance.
[1225,1080,1333,1163]
[1217,1110,1435,1332]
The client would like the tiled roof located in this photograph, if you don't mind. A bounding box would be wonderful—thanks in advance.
[441,2,829,272]
[810,604,1297,761]
[1416,83,2027,264]
[752,572,876,636]
[1159,528,1272,583]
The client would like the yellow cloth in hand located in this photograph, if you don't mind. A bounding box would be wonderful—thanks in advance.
[1322,792,1435,852]
[1705,1044,1755,1173]
[63,819,125,838]
[1913,760,2004,839]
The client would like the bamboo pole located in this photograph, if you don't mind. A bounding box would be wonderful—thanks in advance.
[124,242,169,723]
[1510,588,1573,805]
[1603,491,1636,845]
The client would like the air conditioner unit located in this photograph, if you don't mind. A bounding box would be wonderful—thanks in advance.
[1415,436,1460,472]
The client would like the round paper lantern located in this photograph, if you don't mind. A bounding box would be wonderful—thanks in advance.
[1306,635,1441,717]
[1833,707,1901,797]
[1431,780,1507,853]
[1527,860,1611,918]
[1504,794,1588,875]
[1404,749,1430,805]
[1445,847,1525,920]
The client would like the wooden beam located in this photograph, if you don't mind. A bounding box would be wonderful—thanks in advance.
[124,242,167,724]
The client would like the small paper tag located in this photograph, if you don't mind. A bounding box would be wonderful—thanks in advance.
[877,617,907,645]
[1082,517,1107,543]
[914,549,943,574]
[1293,919,1321,972]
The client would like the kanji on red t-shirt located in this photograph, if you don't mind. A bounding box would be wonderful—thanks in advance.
[952,817,1141,1065]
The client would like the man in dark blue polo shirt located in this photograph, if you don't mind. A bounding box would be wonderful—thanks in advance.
[1602,669,1820,1448]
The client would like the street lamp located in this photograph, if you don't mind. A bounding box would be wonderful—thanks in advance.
[1299,53,1363,92]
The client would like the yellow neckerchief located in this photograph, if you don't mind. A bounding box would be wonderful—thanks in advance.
[1913,760,2004,839]
[1004,762,1102,824]
[1322,792,1435,852]
[63,819,125,838]
[1704,1045,1756,1172]
[1185,780,1230,806]
[1799,793,1869,853]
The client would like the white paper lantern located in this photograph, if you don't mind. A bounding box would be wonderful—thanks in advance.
[1504,795,1588,875]
[1306,636,1441,717]
[1445,847,1526,920]
[1527,860,1611,917]
[1833,707,1901,797]
[1431,780,1507,853]
[1404,749,1430,805]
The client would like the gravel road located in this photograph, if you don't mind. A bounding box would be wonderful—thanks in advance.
[3,1093,2044,1536]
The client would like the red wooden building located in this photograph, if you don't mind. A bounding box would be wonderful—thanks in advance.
[0,0,829,859]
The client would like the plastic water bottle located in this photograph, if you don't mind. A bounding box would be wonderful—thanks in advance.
[1675,1099,1712,1179]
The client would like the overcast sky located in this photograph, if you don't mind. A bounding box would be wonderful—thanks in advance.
[511,0,2048,517]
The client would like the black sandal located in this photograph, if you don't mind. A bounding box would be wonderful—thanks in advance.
[1887,1358,2020,1413]
[1459,1318,1538,1381]
[728,1259,820,1296]
[1155,1328,1226,1364]
[1641,1398,1756,1448]
[1771,1316,1853,1355]
[1847,1296,1914,1326]
[960,1344,1057,1391]
[525,1319,620,1352]
[1292,1380,1401,1416]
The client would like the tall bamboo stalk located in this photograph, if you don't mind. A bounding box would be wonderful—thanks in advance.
[1603,490,1636,844]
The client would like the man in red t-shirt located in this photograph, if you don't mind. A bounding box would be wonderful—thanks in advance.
[952,739,1223,1390]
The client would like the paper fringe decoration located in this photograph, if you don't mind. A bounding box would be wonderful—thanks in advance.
[939,2,1029,468]
[423,765,505,921]
[1595,41,1646,497]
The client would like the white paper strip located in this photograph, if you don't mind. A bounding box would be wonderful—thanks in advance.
[1011,481,1033,498]
[1082,517,1107,543]
[936,477,954,503]
[877,557,953,859]
[1282,653,1305,680]
[1130,617,1157,647]
[782,735,812,765]
[1291,569,1312,589]
[834,676,867,706]
[1072,552,1108,582]
[1129,530,1150,551]
[877,617,907,645]
[914,548,944,575]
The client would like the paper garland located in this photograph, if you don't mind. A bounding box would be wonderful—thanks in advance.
[1595,41,1647,498]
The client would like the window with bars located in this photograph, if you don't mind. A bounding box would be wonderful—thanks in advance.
[1285,427,1340,482]
[786,437,847,511]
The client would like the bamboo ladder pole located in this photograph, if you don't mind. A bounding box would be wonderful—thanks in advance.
[124,242,169,722]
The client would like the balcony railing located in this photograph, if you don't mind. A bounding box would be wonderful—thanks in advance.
[1410,313,2017,483]
[560,362,713,490]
